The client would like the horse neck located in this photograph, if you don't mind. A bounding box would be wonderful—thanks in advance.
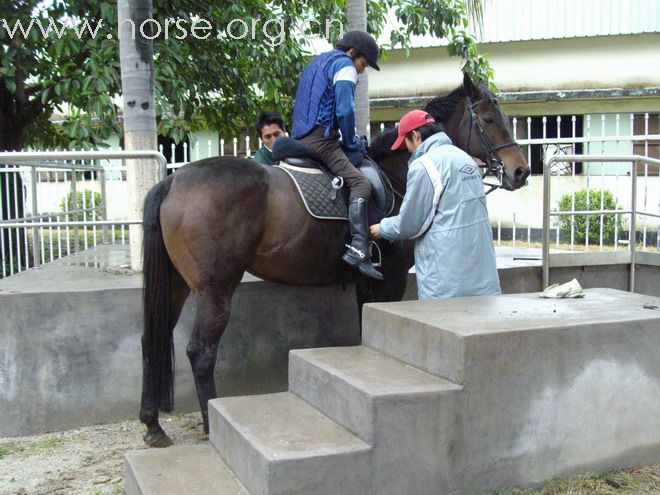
[377,152,409,214]
[443,100,469,153]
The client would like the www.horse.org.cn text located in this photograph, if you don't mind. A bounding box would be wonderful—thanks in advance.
[0,17,345,47]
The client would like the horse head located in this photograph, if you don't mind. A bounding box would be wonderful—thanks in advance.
[425,73,530,191]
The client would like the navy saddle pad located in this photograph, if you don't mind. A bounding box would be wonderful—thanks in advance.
[272,137,395,223]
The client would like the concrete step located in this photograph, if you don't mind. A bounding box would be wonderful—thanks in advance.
[125,444,249,495]
[362,300,469,383]
[289,345,461,443]
[209,392,371,495]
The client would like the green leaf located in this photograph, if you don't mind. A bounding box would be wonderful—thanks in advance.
[6,0,494,149]
[40,87,50,105]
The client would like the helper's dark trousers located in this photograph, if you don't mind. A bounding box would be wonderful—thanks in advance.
[299,126,371,200]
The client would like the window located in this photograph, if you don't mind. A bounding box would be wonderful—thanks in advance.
[514,115,584,175]
[632,113,660,174]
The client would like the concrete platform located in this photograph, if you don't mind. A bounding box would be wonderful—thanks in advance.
[2,244,660,436]
[363,289,660,493]
[126,288,660,495]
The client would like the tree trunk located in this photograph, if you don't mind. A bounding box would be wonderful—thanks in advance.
[347,0,369,140]
[118,0,159,271]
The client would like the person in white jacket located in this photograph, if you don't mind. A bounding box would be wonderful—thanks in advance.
[370,110,501,300]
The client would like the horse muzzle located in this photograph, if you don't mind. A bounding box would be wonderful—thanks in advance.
[501,165,531,191]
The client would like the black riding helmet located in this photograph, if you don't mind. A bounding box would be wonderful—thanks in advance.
[336,30,380,71]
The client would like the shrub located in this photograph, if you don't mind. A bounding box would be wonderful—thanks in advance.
[59,190,103,221]
[557,189,625,245]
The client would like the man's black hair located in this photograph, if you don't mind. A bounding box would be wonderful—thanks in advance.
[255,111,285,138]
[337,45,365,64]
[405,122,444,144]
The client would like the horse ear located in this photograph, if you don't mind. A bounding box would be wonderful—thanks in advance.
[463,72,479,99]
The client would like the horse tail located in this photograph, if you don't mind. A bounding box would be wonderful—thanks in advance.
[142,175,176,412]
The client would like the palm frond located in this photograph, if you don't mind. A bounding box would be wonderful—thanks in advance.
[465,0,486,37]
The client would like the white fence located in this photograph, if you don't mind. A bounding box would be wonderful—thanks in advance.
[1,112,658,278]
[491,113,660,248]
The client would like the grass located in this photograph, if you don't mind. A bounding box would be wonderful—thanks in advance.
[0,437,64,458]
[91,486,123,495]
[0,442,15,459]
[494,464,660,494]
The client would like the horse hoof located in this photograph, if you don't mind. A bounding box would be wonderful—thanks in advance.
[144,430,173,448]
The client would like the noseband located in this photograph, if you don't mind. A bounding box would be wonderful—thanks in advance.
[465,96,519,194]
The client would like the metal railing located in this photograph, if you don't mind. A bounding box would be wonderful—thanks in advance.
[542,154,660,291]
[0,150,166,277]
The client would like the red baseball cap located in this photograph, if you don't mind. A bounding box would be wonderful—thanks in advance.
[390,110,436,150]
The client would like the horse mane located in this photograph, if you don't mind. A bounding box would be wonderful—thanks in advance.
[423,86,467,123]
[369,127,399,160]
[369,85,468,161]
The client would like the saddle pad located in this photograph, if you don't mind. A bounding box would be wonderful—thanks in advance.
[275,163,348,220]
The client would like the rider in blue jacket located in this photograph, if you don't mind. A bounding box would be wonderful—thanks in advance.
[291,30,383,281]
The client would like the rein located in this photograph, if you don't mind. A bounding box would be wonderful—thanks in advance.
[465,96,519,194]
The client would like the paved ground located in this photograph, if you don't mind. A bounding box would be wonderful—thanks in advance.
[1,413,658,495]
[0,412,205,495]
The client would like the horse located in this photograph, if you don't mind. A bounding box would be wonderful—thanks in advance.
[139,73,530,447]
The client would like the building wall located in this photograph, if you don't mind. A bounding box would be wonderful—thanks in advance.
[368,33,660,121]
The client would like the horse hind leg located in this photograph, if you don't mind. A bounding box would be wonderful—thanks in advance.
[140,269,190,447]
[187,276,241,434]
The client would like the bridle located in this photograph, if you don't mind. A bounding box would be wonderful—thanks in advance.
[465,95,520,194]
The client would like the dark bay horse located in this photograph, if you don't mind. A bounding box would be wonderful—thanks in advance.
[140,73,530,447]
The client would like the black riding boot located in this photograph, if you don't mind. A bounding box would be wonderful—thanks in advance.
[342,197,384,281]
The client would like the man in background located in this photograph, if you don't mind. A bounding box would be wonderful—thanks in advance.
[254,111,286,165]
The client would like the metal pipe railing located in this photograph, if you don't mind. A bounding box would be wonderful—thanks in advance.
[0,150,166,275]
[543,154,660,292]
[0,150,167,176]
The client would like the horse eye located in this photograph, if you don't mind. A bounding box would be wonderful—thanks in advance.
[482,113,494,124]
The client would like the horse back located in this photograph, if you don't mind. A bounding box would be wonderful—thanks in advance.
[158,157,350,289]
[159,157,271,289]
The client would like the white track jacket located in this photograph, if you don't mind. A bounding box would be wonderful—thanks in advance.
[380,132,501,300]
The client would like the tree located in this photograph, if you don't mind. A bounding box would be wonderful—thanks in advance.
[346,0,487,137]
[1,0,492,152]
[347,0,369,137]
[0,0,491,273]
[118,0,159,270]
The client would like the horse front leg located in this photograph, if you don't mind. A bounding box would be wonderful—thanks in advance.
[186,285,237,434]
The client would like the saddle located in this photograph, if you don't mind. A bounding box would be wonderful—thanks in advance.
[272,136,394,223]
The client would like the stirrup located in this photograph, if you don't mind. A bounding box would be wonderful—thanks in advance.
[370,241,382,268]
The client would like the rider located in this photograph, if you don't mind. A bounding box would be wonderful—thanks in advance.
[370,110,501,300]
[291,30,383,281]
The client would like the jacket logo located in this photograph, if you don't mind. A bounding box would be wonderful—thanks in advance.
[459,164,477,175]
